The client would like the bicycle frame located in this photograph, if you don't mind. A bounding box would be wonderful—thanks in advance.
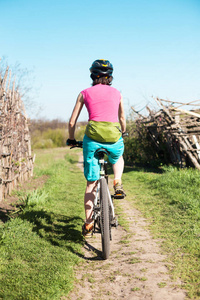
[92,148,116,235]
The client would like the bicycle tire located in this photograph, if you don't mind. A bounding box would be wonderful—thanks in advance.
[100,177,110,259]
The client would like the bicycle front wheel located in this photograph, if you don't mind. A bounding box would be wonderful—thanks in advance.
[100,177,110,260]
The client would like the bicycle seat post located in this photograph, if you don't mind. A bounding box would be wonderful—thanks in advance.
[99,157,105,178]
[95,149,109,179]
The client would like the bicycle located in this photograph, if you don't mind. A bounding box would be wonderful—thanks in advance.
[69,134,127,260]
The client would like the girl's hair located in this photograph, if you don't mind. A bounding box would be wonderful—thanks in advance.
[92,76,113,86]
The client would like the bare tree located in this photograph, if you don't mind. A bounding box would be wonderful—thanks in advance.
[0,57,42,118]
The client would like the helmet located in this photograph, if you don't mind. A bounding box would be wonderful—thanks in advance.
[90,59,113,79]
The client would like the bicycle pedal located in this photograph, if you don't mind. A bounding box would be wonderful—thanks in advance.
[113,193,125,199]
[111,218,118,227]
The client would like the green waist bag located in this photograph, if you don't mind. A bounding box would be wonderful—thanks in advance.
[85,120,122,143]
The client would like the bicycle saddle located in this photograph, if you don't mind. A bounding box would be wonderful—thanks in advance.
[95,148,110,159]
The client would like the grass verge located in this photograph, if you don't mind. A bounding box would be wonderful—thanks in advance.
[0,148,85,300]
[122,165,200,299]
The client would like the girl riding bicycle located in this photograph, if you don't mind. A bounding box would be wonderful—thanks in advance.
[67,59,126,236]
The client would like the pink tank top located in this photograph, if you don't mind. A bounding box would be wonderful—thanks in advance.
[81,84,121,122]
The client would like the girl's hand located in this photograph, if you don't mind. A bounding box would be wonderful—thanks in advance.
[66,139,77,146]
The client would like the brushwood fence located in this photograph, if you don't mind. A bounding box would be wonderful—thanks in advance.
[132,97,200,169]
[0,65,34,201]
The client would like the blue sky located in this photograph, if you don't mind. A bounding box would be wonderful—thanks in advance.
[0,0,200,121]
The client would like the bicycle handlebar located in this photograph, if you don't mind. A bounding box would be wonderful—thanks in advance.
[122,132,129,138]
[67,132,128,149]
[69,141,83,149]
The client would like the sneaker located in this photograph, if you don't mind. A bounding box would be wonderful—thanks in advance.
[113,182,126,199]
[82,223,93,236]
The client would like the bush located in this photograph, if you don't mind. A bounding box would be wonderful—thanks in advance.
[31,128,66,149]
[43,128,66,147]
[124,121,169,167]
[33,139,54,149]
[75,125,86,141]
[31,124,86,149]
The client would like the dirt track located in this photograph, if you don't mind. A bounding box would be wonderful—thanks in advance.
[67,156,186,300]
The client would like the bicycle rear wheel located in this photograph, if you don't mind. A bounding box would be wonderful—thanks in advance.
[100,177,110,260]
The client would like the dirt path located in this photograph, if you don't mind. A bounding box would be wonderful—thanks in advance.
[67,156,186,300]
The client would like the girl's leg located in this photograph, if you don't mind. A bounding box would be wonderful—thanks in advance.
[112,156,126,196]
[84,180,97,224]
[112,155,124,183]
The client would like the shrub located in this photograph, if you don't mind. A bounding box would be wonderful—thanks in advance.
[43,128,66,147]
[124,120,169,167]
[33,139,54,149]
[31,123,86,149]
[75,125,87,141]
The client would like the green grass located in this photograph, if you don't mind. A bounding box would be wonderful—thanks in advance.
[158,282,167,288]
[1,148,200,299]
[122,165,200,299]
[23,189,49,207]
[131,287,140,291]
[0,148,85,300]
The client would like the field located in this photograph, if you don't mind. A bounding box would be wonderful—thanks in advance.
[0,148,200,299]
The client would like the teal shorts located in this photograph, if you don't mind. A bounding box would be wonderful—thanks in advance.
[83,135,124,182]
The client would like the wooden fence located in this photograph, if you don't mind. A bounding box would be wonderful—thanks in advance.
[0,65,34,201]
[132,97,200,169]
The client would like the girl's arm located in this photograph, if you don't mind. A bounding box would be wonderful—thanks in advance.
[118,95,126,133]
[68,93,84,140]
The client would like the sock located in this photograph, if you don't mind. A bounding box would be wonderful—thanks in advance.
[113,179,121,186]
[85,222,94,231]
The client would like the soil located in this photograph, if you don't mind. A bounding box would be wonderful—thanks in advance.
[67,155,186,300]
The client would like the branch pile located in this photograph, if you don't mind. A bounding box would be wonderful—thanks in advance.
[0,64,34,201]
[132,97,200,169]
